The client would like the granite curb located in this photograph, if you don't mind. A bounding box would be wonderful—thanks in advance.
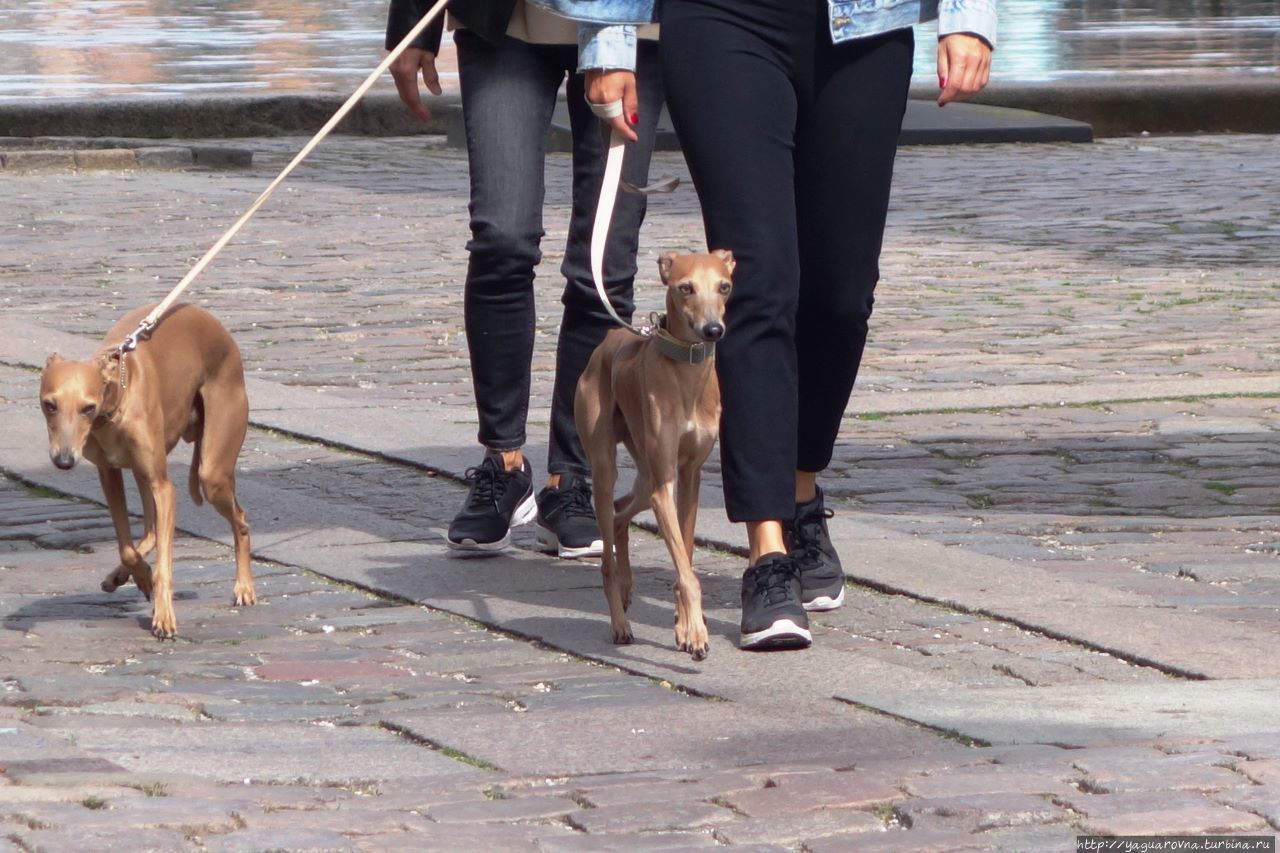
[0,137,253,171]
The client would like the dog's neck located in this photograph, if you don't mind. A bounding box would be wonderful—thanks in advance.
[653,315,714,365]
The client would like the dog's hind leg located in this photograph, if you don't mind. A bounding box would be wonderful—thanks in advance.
[578,396,631,643]
[198,381,255,607]
[185,395,205,506]
[132,469,157,562]
[612,457,650,614]
[591,448,633,645]
[97,465,153,599]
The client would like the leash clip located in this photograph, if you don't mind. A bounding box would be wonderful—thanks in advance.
[637,311,662,338]
[116,319,156,390]
[119,320,153,354]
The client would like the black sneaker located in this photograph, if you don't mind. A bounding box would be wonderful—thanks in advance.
[739,553,812,650]
[447,455,536,552]
[535,474,604,559]
[788,486,846,611]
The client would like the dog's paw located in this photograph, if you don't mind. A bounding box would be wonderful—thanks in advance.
[612,626,634,645]
[677,634,710,661]
[151,613,177,640]
[676,618,710,661]
[101,565,131,593]
[232,583,257,607]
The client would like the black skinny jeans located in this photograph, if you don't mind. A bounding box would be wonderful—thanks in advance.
[661,0,914,521]
[455,32,663,476]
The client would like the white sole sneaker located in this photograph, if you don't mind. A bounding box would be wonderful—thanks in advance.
[802,586,846,612]
[739,618,813,651]
[446,491,537,552]
[535,522,604,559]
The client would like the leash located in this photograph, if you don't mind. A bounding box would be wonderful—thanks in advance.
[588,100,700,362]
[117,0,452,358]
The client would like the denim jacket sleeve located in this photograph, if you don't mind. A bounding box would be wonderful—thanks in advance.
[525,0,654,70]
[938,0,997,48]
[577,24,638,71]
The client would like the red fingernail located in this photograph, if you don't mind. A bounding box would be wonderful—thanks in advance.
[939,75,948,88]
[630,113,640,125]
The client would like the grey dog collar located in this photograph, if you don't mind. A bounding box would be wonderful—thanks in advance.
[653,317,715,365]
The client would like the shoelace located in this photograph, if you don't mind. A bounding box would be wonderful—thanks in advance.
[463,462,508,508]
[558,478,596,519]
[789,507,834,570]
[749,559,800,605]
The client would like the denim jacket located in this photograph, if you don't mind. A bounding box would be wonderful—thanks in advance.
[529,0,997,71]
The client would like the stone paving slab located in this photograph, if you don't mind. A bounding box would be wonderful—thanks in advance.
[3,132,1280,847]
[835,679,1280,748]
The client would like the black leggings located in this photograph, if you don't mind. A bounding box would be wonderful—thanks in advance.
[661,0,914,521]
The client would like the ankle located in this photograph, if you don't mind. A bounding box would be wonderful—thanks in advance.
[491,449,524,472]
[795,471,818,505]
[546,473,561,489]
[746,520,787,566]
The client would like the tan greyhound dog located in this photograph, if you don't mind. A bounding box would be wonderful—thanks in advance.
[39,303,254,639]
[576,250,734,660]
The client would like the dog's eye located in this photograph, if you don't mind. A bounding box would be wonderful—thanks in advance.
[678,283,694,295]
[41,400,56,415]
[718,281,732,294]
[80,404,97,417]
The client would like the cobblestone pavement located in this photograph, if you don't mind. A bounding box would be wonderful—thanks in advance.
[1,134,1279,849]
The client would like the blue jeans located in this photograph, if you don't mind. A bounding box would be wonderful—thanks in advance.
[455,30,663,476]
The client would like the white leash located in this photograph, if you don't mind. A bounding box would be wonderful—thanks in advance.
[119,0,451,354]
[587,99,678,339]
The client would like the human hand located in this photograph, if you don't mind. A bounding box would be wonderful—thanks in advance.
[585,69,639,142]
[390,46,442,120]
[936,33,992,107]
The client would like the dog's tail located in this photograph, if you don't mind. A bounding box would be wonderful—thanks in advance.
[187,394,205,506]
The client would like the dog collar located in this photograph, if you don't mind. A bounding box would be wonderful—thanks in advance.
[653,316,715,365]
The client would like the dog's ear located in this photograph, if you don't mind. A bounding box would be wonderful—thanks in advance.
[657,252,678,285]
[710,248,736,275]
[44,353,64,369]
[95,352,122,413]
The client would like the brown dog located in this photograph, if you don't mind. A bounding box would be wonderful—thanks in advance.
[575,250,734,660]
[39,303,254,638]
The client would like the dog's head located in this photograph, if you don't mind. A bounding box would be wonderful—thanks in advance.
[39,352,121,470]
[657,249,735,344]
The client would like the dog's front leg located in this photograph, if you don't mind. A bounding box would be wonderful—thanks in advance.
[96,465,153,598]
[145,475,179,639]
[649,473,709,661]
[676,464,703,567]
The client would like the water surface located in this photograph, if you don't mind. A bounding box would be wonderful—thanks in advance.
[0,0,1276,99]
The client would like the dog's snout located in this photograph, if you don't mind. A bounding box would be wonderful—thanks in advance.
[701,321,725,342]
[52,450,76,470]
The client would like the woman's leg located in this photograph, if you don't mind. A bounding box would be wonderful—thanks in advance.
[549,39,665,478]
[661,0,810,525]
[794,28,915,473]
[447,32,566,550]
[456,31,567,456]
[663,0,816,649]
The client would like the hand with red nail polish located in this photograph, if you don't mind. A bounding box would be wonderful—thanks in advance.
[937,33,992,107]
[585,69,640,142]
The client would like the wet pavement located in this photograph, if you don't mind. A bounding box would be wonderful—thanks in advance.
[0,132,1279,849]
